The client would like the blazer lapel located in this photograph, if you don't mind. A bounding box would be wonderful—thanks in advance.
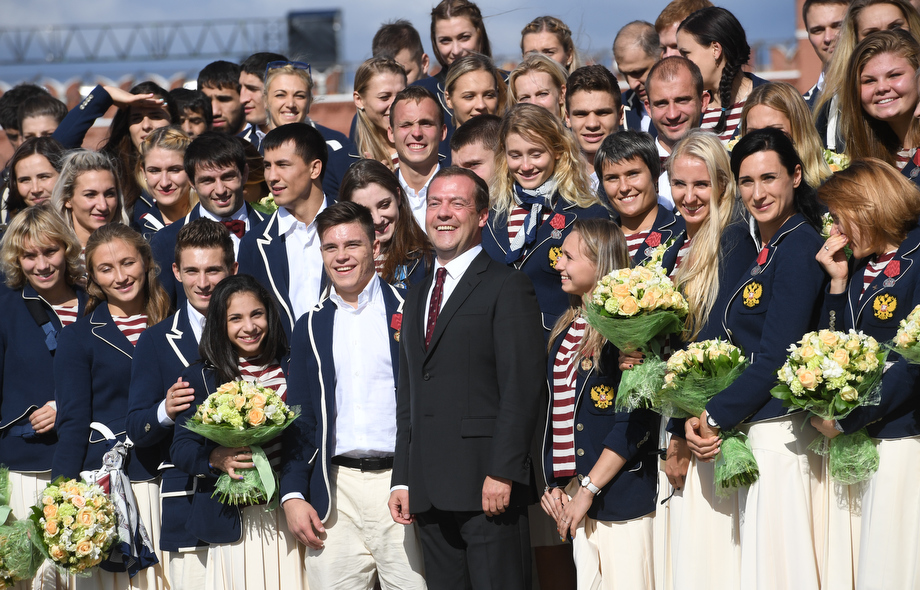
[853,229,920,325]
[381,280,406,385]
[255,212,295,330]
[424,252,487,358]
[90,304,134,360]
[166,309,200,368]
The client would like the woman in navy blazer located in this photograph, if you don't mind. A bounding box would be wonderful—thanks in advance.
[483,104,610,332]
[338,159,434,289]
[540,219,658,588]
[170,275,305,590]
[686,129,827,589]
[131,126,196,241]
[52,224,171,587]
[814,159,920,588]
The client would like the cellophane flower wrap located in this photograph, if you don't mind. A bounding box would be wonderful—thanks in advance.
[584,259,689,411]
[659,340,759,496]
[771,329,886,484]
[0,467,43,588]
[28,478,117,576]
[183,380,299,505]
[890,303,920,363]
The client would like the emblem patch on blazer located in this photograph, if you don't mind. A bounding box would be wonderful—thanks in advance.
[591,385,613,409]
[873,294,897,320]
[580,357,594,372]
[742,282,763,308]
[549,246,563,269]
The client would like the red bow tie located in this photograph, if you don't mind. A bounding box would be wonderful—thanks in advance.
[221,219,245,238]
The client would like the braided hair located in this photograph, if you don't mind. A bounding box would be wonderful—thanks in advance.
[678,7,750,135]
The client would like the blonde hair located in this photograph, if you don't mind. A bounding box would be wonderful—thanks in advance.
[353,57,407,171]
[520,16,581,74]
[444,53,508,126]
[264,64,313,129]
[665,130,742,340]
[740,83,833,188]
[839,30,920,165]
[135,126,199,210]
[491,103,601,219]
[50,150,130,235]
[507,53,569,120]
[548,218,629,368]
[1,203,83,290]
[814,0,920,115]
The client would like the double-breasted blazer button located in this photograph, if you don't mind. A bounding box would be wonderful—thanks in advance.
[576,448,585,457]
[575,423,584,431]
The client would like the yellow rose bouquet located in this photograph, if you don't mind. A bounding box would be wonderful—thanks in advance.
[584,263,689,411]
[771,329,886,484]
[183,380,299,505]
[890,303,920,363]
[0,467,44,587]
[659,340,759,496]
[28,477,117,576]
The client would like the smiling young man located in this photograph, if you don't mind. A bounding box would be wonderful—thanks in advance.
[596,131,685,265]
[239,52,288,137]
[565,65,624,189]
[238,122,332,338]
[280,200,426,590]
[802,0,849,106]
[388,166,545,590]
[389,86,447,232]
[126,219,236,588]
[614,21,660,138]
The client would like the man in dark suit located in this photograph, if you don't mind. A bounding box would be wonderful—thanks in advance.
[614,21,659,140]
[388,166,545,589]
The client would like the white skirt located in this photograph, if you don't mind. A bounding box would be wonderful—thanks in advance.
[667,456,740,590]
[204,505,307,590]
[813,452,860,590]
[7,471,72,590]
[855,436,920,590]
[737,414,821,590]
[652,422,672,590]
[74,480,167,590]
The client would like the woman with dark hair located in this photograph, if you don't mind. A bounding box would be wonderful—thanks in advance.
[101,81,177,212]
[685,128,826,588]
[171,275,306,590]
[677,6,768,143]
[521,15,581,75]
[52,223,171,589]
[3,136,65,222]
[338,159,433,288]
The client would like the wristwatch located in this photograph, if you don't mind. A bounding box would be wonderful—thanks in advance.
[706,413,720,430]
[581,475,600,495]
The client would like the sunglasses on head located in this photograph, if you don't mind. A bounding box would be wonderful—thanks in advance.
[265,61,312,78]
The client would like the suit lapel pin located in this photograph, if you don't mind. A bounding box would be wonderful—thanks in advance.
[580,357,593,372]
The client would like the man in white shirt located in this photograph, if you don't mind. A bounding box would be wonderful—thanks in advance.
[564,65,624,193]
[238,122,333,338]
[390,86,447,231]
[281,201,426,590]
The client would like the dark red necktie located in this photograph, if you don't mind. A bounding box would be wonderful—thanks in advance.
[221,219,245,238]
[425,268,447,349]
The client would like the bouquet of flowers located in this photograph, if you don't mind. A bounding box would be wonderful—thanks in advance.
[584,263,689,411]
[0,468,44,588]
[28,478,117,576]
[183,380,299,505]
[771,329,886,484]
[824,149,850,172]
[890,303,920,363]
[659,340,758,496]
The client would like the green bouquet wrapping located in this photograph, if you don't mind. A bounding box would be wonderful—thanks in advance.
[183,380,299,505]
[584,261,688,411]
[771,329,886,485]
[889,303,920,364]
[0,467,43,589]
[658,340,759,496]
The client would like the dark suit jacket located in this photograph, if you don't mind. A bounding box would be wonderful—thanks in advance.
[280,278,405,521]
[131,192,166,242]
[622,89,657,139]
[391,250,546,513]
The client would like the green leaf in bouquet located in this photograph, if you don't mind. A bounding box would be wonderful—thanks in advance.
[809,429,879,484]
[714,431,760,497]
[0,520,44,584]
[615,354,668,412]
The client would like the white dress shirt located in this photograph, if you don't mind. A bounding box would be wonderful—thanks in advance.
[156,302,206,426]
[655,140,675,211]
[330,278,397,458]
[277,201,327,320]
[200,204,251,257]
[424,244,483,321]
[398,165,440,233]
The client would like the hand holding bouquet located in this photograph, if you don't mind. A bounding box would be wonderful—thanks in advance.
[584,263,689,411]
[184,380,298,505]
[771,329,886,484]
[659,340,758,496]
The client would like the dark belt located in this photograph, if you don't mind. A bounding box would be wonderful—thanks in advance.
[331,455,394,471]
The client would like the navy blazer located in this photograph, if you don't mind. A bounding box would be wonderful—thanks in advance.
[237,199,333,339]
[131,192,167,242]
[150,203,266,307]
[238,124,262,153]
[901,152,920,190]
[622,89,657,139]
[53,85,112,149]
[821,225,920,438]
[706,214,827,430]
[482,194,611,331]
[617,204,686,267]
[52,303,162,482]
[126,308,205,551]
[0,286,87,471]
[280,279,405,521]
[542,339,658,522]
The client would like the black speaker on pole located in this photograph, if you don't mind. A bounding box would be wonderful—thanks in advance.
[286,9,341,71]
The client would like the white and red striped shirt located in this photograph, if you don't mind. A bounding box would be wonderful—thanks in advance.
[52,304,80,327]
[896,149,914,171]
[701,102,744,144]
[113,314,147,345]
[861,251,896,298]
[552,317,586,479]
[669,237,693,279]
[625,231,650,260]
[238,358,286,468]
